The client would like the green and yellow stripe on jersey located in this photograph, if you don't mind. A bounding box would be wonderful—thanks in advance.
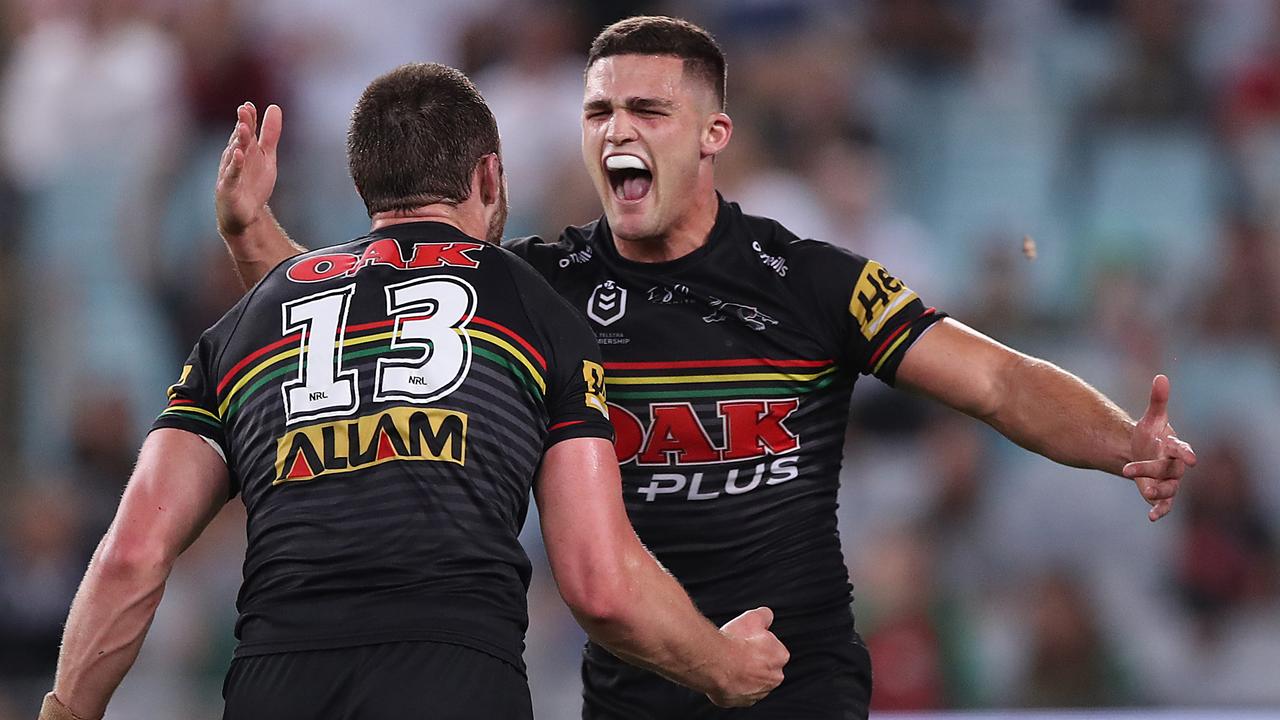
[212,316,546,422]
[157,398,222,429]
[602,357,840,401]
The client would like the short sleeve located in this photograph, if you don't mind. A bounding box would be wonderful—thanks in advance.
[543,320,616,447]
[497,247,615,448]
[844,259,946,385]
[151,333,233,475]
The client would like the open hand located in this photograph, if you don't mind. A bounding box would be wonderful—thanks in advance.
[1123,375,1197,522]
[215,102,281,238]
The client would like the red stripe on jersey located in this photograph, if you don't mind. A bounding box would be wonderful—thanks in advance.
[218,315,540,394]
[549,420,584,432]
[605,358,832,371]
[472,317,546,369]
[218,332,301,394]
[868,307,936,368]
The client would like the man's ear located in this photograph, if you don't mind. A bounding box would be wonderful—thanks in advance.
[701,112,733,158]
[477,153,503,206]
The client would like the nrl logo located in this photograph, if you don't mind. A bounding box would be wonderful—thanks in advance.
[588,280,628,326]
[703,297,779,332]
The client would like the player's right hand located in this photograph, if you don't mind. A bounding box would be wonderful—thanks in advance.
[215,102,281,240]
[707,606,789,708]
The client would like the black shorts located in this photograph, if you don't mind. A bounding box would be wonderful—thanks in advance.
[222,640,532,720]
[581,630,872,720]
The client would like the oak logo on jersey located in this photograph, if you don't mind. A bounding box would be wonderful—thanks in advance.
[702,297,778,332]
[274,406,467,484]
[609,400,799,467]
[850,261,917,340]
[287,240,484,283]
[587,280,627,326]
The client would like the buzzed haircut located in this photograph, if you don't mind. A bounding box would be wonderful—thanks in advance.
[588,16,727,110]
[348,63,500,216]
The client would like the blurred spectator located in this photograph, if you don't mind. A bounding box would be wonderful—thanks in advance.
[473,1,590,236]
[0,483,87,685]
[1176,437,1279,639]
[867,0,978,77]
[1220,0,1280,137]
[1092,0,1205,127]
[1194,214,1280,347]
[0,0,186,191]
[1018,570,1134,708]
[805,127,951,304]
[857,526,982,711]
[67,387,141,534]
[174,0,279,137]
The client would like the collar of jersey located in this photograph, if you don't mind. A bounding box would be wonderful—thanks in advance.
[366,219,485,245]
[591,193,735,275]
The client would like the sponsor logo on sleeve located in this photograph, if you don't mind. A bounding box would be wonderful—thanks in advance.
[849,261,917,340]
[582,360,608,417]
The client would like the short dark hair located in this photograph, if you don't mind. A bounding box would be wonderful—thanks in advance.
[587,16,726,110]
[347,63,500,216]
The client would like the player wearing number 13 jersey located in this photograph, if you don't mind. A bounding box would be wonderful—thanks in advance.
[156,222,610,669]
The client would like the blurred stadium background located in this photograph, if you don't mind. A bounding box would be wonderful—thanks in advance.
[2,0,1280,717]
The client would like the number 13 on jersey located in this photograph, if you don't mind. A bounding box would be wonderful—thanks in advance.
[281,276,477,425]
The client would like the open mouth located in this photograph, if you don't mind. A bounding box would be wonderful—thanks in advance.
[605,154,652,203]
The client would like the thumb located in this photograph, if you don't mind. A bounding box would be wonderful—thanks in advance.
[750,606,774,629]
[725,606,773,634]
[1143,374,1170,424]
[259,104,283,157]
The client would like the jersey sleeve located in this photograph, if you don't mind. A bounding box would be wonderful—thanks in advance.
[843,258,945,385]
[498,248,615,448]
[151,332,233,476]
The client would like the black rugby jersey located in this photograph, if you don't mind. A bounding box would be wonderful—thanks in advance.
[507,197,945,638]
[152,221,612,668]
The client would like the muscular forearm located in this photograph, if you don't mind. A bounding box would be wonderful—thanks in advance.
[572,540,730,694]
[986,355,1135,475]
[221,205,304,289]
[52,540,171,719]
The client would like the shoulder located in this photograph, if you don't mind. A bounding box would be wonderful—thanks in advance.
[503,222,598,272]
[724,200,871,283]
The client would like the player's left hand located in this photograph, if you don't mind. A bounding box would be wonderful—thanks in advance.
[1123,374,1197,522]
[215,101,281,239]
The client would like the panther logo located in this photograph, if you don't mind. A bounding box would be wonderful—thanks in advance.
[702,298,779,332]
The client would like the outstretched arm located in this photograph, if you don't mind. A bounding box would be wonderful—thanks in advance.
[215,102,304,288]
[896,318,1196,521]
[42,430,230,720]
[536,437,789,708]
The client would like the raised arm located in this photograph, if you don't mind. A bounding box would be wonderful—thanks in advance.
[41,430,231,720]
[215,102,305,288]
[535,437,789,708]
[896,318,1196,521]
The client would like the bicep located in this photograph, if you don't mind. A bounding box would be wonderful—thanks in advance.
[106,429,231,564]
[534,437,633,588]
[894,318,1023,419]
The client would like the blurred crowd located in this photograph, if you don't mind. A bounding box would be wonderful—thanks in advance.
[2,0,1280,717]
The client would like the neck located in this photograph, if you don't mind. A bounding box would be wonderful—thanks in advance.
[370,203,486,241]
[613,185,719,264]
